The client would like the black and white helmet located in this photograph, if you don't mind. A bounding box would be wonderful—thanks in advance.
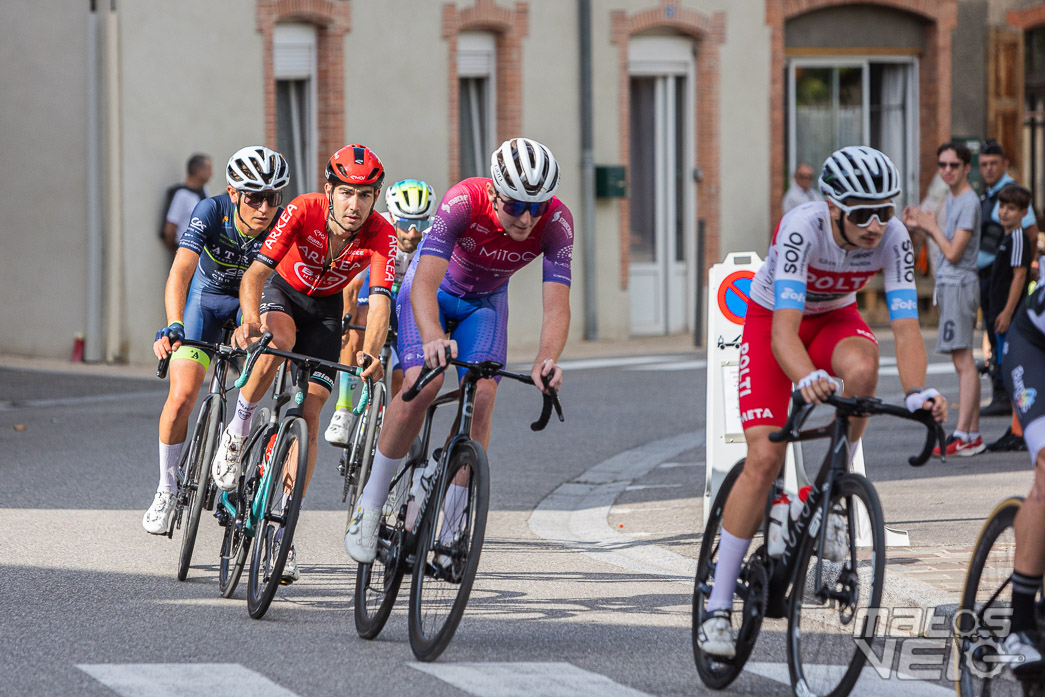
[818,146,900,203]
[490,137,560,203]
[226,146,290,192]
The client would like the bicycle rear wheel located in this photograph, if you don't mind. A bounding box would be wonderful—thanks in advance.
[692,458,767,689]
[787,472,885,697]
[955,496,1041,697]
[246,417,307,619]
[176,398,221,581]
[217,409,270,598]
[408,440,489,661]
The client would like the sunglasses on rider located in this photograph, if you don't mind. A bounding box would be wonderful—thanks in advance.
[393,217,432,233]
[239,190,283,208]
[496,195,550,219]
[834,200,895,228]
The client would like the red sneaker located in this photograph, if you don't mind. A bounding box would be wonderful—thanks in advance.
[933,434,956,458]
[946,435,986,457]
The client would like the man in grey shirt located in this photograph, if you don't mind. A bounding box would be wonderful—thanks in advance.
[905,141,983,456]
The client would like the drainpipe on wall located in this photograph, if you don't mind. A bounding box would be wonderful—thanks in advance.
[85,0,103,362]
[103,0,125,362]
[579,0,597,341]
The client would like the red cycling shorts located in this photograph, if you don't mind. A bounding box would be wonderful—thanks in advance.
[737,301,877,429]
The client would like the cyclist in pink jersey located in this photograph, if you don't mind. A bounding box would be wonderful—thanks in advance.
[696,146,947,658]
[345,137,573,563]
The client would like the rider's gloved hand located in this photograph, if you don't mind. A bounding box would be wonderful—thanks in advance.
[797,369,839,405]
[155,321,185,345]
[905,388,942,413]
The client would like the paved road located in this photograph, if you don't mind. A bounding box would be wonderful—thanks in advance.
[0,338,1030,696]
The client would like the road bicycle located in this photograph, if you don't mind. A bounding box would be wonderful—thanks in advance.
[215,332,370,618]
[954,496,1045,696]
[693,389,943,697]
[353,351,563,661]
[335,316,396,514]
[155,325,243,582]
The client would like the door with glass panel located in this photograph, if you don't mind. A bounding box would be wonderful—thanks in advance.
[628,37,694,336]
[788,59,918,209]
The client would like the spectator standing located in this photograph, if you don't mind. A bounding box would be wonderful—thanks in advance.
[978,139,1039,416]
[161,153,212,251]
[904,141,984,456]
[986,184,1034,452]
[781,162,823,215]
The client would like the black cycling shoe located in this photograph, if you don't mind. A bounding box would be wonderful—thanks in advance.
[986,429,1027,452]
[981,399,1012,417]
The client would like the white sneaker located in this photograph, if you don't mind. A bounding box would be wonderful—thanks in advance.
[212,429,247,491]
[345,506,381,563]
[821,511,848,562]
[325,408,354,446]
[281,543,300,583]
[697,609,736,658]
[142,491,176,534]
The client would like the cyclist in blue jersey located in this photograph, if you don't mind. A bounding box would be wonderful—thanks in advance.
[143,146,289,534]
[324,179,435,445]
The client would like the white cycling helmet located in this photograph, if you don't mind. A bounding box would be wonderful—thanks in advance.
[490,137,560,203]
[226,146,290,192]
[385,179,436,219]
[818,146,900,203]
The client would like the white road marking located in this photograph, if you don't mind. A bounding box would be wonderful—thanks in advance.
[745,661,953,696]
[77,664,300,697]
[409,662,653,697]
[528,431,701,581]
[880,363,953,377]
[626,359,705,371]
[657,461,700,468]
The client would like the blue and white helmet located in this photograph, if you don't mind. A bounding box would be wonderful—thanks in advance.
[226,145,290,192]
[818,146,900,203]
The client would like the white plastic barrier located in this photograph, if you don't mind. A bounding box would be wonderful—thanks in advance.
[702,252,908,546]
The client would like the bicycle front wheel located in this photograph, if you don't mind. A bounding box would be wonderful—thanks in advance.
[246,417,307,619]
[176,397,221,581]
[345,381,385,515]
[217,409,270,598]
[692,458,767,689]
[787,472,885,697]
[408,440,490,661]
[954,496,1035,697]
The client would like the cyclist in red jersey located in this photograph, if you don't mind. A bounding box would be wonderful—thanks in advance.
[210,144,395,581]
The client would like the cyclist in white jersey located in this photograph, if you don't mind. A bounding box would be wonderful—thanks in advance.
[697,146,947,658]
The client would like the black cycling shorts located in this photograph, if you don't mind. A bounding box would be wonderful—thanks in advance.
[260,273,343,391]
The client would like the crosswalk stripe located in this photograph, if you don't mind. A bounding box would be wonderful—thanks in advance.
[744,661,953,696]
[77,664,300,697]
[409,662,653,697]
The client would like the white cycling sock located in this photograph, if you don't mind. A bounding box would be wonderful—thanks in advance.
[227,395,259,438]
[706,529,752,613]
[158,439,183,493]
[358,446,404,510]
[439,484,469,544]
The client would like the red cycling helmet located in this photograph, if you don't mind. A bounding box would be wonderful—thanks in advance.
[326,144,384,188]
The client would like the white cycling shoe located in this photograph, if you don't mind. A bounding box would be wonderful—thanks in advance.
[820,511,849,562]
[697,610,736,658]
[212,429,247,491]
[345,506,381,563]
[324,408,354,446]
[142,491,176,535]
[281,544,300,583]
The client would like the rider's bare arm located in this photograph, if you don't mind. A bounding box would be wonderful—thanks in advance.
[235,260,275,346]
[532,281,570,392]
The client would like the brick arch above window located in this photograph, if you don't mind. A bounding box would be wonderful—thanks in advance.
[610,0,726,291]
[257,0,351,187]
[1007,5,1045,29]
[765,0,957,225]
[442,0,529,184]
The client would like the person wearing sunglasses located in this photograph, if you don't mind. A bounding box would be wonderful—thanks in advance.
[209,144,396,581]
[696,145,947,658]
[144,146,290,535]
[345,137,573,564]
[325,178,437,445]
[904,141,985,457]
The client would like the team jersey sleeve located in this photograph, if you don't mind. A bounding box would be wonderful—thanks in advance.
[176,197,218,256]
[540,204,574,286]
[770,219,814,312]
[256,197,305,268]
[880,220,919,321]
[420,183,473,261]
[366,220,397,300]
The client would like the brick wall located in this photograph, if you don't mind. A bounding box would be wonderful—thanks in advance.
[610,0,726,291]
[256,0,352,186]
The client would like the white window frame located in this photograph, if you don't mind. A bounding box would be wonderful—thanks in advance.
[274,23,318,194]
[458,32,497,179]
